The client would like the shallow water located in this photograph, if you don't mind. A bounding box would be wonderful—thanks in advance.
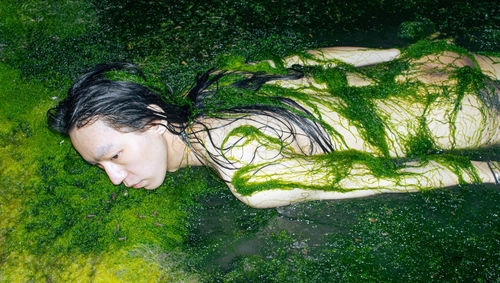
[1,0,499,281]
[186,183,499,280]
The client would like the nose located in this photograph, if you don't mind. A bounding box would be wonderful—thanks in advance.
[103,163,127,186]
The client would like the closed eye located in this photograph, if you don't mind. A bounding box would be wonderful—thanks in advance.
[111,152,121,160]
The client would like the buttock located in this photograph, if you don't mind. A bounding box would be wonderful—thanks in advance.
[396,51,476,85]
[427,91,499,149]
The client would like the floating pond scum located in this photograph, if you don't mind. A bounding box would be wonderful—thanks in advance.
[0,0,499,282]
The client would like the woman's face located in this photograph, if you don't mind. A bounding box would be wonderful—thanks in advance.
[69,119,169,190]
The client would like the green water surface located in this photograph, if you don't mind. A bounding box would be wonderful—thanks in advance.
[0,0,498,282]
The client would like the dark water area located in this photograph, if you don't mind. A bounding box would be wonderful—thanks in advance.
[6,0,498,91]
[186,183,499,281]
[1,0,499,281]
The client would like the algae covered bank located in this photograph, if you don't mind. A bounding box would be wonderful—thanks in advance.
[0,0,499,281]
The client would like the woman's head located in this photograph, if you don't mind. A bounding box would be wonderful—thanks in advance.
[69,118,171,190]
[47,62,189,135]
[47,63,193,189]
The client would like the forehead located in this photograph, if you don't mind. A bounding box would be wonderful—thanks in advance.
[69,120,125,159]
[70,119,120,141]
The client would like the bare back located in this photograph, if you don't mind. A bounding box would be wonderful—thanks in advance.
[185,48,500,207]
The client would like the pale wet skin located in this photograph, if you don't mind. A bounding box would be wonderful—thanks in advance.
[187,48,500,207]
[69,119,202,190]
[70,48,500,208]
[273,49,500,154]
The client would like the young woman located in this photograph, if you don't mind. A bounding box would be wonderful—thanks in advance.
[48,46,500,208]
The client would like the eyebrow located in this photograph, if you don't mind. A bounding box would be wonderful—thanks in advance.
[92,144,113,164]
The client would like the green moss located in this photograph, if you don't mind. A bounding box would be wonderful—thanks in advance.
[1,0,499,281]
[217,54,286,74]
[0,0,92,45]
[200,185,499,282]
[398,18,436,40]
[0,61,206,280]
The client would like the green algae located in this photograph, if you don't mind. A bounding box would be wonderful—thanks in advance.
[210,40,496,196]
[403,39,471,60]
[0,63,206,281]
[404,119,437,157]
[186,185,500,282]
[1,0,499,281]
[232,151,400,196]
[322,68,390,156]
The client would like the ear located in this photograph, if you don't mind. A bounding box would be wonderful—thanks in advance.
[147,104,168,135]
[149,121,167,135]
[147,104,164,113]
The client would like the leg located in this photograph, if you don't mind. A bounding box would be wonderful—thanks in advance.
[473,55,500,80]
[283,47,401,68]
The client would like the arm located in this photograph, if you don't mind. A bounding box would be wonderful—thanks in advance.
[224,156,497,208]
[282,47,401,68]
[208,124,497,208]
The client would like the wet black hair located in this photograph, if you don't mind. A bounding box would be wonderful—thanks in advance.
[48,62,334,176]
[47,62,290,135]
[47,62,314,136]
[47,62,190,135]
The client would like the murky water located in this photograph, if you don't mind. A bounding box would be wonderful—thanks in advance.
[1,1,498,281]
[186,183,499,280]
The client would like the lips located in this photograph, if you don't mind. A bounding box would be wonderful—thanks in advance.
[133,181,145,189]
[123,179,146,189]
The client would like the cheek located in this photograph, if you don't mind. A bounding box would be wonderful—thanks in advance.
[137,135,168,171]
[140,138,168,189]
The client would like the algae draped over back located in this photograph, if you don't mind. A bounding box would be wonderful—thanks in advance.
[204,42,496,196]
[1,0,499,281]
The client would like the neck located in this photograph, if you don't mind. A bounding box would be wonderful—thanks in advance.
[166,132,204,172]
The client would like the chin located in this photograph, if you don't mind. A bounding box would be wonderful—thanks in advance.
[144,176,165,190]
[144,183,160,190]
[142,170,175,189]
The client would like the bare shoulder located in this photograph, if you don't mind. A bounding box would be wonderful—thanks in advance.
[188,111,315,173]
[190,113,292,155]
